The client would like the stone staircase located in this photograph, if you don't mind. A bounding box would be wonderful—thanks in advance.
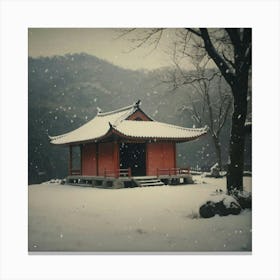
[133,176,165,187]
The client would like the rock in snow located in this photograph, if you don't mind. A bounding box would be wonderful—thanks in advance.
[231,189,252,209]
[199,194,241,218]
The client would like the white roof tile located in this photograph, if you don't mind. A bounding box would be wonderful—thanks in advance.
[114,120,207,140]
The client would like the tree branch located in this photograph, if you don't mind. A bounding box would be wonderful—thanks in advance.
[121,28,165,53]
[113,28,136,40]
[182,71,221,85]
[199,28,236,86]
[185,28,202,37]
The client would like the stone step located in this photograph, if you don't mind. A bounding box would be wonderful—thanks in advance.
[140,182,165,187]
[133,176,157,180]
[135,179,161,184]
[133,176,165,187]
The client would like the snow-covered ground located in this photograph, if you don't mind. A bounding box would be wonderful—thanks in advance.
[28,176,252,252]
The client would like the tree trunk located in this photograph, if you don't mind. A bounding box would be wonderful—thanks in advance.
[212,135,222,170]
[192,28,251,193]
[227,77,248,193]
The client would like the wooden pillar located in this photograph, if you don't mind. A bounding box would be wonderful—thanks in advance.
[69,145,73,175]
[96,142,99,176]
[173,142,177,169]
[113,142,119,178]
[80,144,83,175]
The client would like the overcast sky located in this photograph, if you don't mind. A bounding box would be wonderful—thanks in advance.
[28,28,182,70]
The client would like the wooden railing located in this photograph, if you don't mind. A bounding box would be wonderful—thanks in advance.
[156,167,190,177]
[70,168,131,178]
[103,168,131,178]
[70,167,190,178]
[119,168,132,177]
[70,169,81,175]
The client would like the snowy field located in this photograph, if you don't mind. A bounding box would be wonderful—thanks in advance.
[28,176,252,252]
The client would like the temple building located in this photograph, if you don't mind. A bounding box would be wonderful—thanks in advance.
[49,101,207,187]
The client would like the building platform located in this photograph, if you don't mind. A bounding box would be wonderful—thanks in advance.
[66,174,194,189]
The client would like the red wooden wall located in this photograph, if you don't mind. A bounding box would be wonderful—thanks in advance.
[80,140,176,177]
[98,142,118,176]
[81,143,97,175]
[146,142,176,176]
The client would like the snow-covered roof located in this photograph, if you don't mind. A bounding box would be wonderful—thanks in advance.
[49,101,207,145]
[114,120,207,140]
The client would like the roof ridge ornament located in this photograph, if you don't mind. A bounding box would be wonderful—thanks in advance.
[108,122,115,129]
[97,106,102,115]
[134,100,141,109]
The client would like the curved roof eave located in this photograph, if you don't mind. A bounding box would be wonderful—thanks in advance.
[110,127,208,143]
[50,127,113,145]
[51,125,207,145]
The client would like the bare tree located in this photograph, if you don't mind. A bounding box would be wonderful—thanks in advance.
[174,61,232,171]
[162,39,233,171]
[120,28,251,193]
[161,40,233,171]
[188,28,251,193]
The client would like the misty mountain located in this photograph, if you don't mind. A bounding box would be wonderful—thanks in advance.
[28,53,251,184]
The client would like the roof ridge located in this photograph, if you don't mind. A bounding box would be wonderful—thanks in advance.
[112,120,207,141]
[120,119,207,132]
[97,101,139,117]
